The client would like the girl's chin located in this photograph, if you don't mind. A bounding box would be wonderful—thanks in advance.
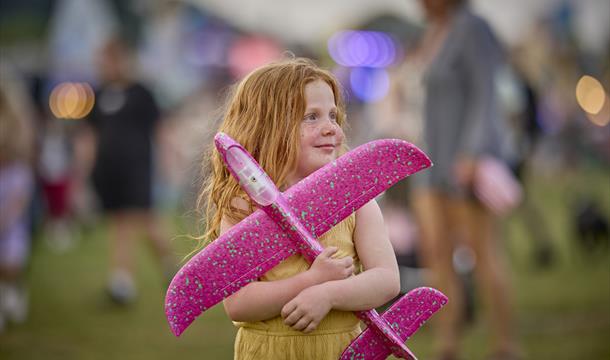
[296,155,339,179]
[313,158,336,171]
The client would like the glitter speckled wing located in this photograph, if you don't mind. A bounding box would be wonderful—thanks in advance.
[165,210,296,336]
[285,140,431,238]
[340,288,448,360]
[165,137,432,337]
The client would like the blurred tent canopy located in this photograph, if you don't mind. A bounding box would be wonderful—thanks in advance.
[1,0,608,53]
[188,0,609,54]
[185,0,423,47]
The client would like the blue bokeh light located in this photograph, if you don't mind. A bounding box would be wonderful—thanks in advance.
[349,67,390,103]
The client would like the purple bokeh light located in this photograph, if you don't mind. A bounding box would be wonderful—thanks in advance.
[328,30,398,68]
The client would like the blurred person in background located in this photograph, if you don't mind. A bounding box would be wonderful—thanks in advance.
[376,25,483,323]
[38,115,76,252]
[408,0,521,359]
[78,36,174,305]
[497,59,556,269]
[373,26,428,293]
[0,71,35,332]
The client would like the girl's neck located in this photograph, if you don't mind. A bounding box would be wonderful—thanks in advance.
[283,175,302,190]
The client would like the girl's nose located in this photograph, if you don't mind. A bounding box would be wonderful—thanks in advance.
[321,118,337,136]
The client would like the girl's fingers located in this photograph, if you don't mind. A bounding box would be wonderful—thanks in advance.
[281,301,296,319]
[282,306,302,326]
[302,321,318,334]
[347,265,355,276]
[291,316,311,331]
[342,256,353,266]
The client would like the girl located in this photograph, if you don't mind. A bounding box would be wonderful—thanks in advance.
[197,58,400,359]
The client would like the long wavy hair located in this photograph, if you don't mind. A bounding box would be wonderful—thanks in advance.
[194,58,348,251]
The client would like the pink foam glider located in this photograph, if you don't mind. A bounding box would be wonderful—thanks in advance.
[165,133,447,359]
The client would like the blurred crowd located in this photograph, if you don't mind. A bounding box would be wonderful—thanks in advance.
[1,0,608,358]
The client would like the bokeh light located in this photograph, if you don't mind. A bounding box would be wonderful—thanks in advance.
[228,35,282,79]
[328,30,398,68]
[586,94,610,127]
[49,82,95,119]
[575,75,606,115]
[349,67,390,102]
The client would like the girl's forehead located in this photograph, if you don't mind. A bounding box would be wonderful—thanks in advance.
[304,81,336,106]
[305,80,334,96]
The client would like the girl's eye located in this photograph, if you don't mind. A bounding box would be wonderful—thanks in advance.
[330,112,338,122]
[304,113,317,122]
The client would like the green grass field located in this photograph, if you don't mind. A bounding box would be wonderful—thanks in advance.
[1,169,609,360]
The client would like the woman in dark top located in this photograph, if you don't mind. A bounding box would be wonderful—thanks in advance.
[84,37,174,304]
[90,82,158,211]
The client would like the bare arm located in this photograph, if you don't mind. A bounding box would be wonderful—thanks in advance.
[281,200,400,332]
[222,199,354,323]
[329,199,400,309]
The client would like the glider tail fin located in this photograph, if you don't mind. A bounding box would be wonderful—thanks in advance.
[341,287,448,360]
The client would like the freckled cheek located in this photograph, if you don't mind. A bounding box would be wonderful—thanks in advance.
[336,128,345,143]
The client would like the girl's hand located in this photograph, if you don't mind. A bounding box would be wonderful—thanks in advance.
[308,246,354,283]
[281,284,332,333]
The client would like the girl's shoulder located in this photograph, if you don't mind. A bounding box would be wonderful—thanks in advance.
[219,197,252,233]
[354,200,381,223]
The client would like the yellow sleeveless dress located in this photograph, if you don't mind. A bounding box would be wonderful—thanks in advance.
[233,214,361,360]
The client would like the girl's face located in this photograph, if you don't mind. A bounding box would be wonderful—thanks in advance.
[289,79,344,185]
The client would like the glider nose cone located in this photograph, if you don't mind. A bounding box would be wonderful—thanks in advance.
[214,132,237,153]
